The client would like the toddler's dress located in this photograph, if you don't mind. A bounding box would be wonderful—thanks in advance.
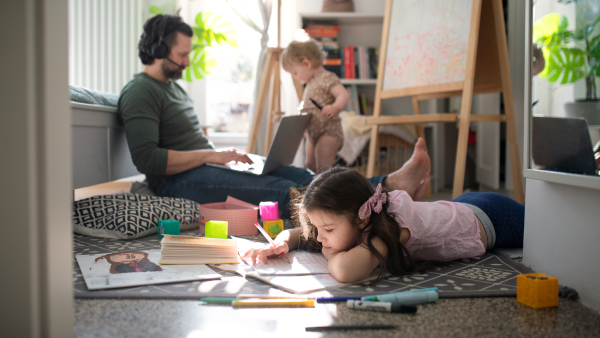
[301,67,344,148]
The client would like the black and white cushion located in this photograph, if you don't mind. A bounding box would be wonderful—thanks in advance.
[72,194,201,240]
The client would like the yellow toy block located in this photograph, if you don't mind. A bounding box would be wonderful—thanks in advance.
[517,273,559,309]
[263,219,284,238]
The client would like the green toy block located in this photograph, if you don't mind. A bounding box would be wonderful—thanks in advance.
[205,220,228,239]
[158,219,180,239]
[263,219,284,238]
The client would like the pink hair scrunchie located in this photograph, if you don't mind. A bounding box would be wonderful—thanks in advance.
[358,183,387,220]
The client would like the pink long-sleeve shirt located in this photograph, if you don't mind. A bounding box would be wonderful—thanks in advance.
[386,190,485,262]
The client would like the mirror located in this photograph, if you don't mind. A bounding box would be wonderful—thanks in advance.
[530,0,600,176]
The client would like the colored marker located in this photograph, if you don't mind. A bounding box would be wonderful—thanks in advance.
[254,222,291,264]
[361,287,438,301]
[232,298,315,308]
[347,300,417,314]
[305,324,396,332]
[199,297,238,304]
[364,290,438,305]
[316,296,361,303]
[237,294,310,299]
[310,98,323,110]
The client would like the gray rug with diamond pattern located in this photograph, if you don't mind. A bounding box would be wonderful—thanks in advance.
[73,228,531,299]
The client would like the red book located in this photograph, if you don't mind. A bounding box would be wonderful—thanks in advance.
[349,45,356,79]
[343,46,354,79]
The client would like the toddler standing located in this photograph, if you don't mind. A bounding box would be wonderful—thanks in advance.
[281,40,350,173]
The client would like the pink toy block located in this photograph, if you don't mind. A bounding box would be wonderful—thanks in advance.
[259,201,279,221]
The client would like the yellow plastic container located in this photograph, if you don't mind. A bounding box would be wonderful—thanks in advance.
[517,273,559,309]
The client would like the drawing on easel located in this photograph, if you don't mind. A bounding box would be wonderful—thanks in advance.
[383,0,472,90]
[94,251,162,274]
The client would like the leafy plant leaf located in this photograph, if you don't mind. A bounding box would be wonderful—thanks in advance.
[542,47,586,84]
[149,6,163,15]
[182,48,217,82]
[533,13,570,49]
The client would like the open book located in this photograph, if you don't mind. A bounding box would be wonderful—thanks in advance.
[234,237,330,275]
[160,235,238,264]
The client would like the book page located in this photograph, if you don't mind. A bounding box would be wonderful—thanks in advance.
[244,271,380,294]
[234,237,330,275]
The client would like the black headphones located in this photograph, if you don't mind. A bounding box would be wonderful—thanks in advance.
[151,15,170,59]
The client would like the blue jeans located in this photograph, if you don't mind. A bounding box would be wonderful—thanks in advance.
[154,165,386,218]
[452,192,525,249]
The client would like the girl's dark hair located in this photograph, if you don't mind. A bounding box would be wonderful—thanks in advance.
[296,167,417,281]
[138,13,193,65]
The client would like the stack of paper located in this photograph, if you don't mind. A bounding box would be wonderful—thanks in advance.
[160,235,238,264]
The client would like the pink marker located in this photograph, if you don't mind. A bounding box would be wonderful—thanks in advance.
[254,222,291,264]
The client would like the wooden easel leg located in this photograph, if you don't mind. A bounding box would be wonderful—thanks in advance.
[366,126,379,178]
[264,57,281,155]
[492,0,524,204]
[247,50,275,154]
[292,78,304,102]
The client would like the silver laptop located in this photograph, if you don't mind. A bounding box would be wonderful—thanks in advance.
[532,116,598,176]
[207,114,311,175]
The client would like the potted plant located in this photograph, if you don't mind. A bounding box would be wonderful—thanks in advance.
[533,0,600,125]
[150,6,238,82]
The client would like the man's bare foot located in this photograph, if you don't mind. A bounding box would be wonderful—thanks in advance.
[384,137,431,201]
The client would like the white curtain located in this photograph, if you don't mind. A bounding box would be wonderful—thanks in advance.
[226,0,273,152]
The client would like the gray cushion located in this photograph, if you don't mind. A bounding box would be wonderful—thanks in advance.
[69,85,119,107]
[72,194,200,240]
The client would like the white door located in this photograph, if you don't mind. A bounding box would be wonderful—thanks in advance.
[474,93,501,190]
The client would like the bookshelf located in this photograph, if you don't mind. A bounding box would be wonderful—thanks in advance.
[300,12,384,115]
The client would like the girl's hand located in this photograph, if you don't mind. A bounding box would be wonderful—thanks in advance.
[320,105,342,119]
[212,148,253,165]
[242,242,289,265]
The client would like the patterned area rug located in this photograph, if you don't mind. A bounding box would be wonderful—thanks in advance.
[73,229,532,299]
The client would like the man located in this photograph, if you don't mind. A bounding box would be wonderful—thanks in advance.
[119,14,431,217]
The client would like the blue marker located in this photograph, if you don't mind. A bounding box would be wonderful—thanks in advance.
[363,290,438,305]
[361,287,438,301]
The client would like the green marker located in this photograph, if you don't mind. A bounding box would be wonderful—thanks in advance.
[199,297,238,304]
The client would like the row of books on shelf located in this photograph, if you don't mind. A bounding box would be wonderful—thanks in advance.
[345,85,374,115]
[304,23,379,80]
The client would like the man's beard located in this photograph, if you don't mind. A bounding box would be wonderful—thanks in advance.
[161,60,185,80]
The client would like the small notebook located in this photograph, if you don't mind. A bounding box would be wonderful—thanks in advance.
[160,235,238,264]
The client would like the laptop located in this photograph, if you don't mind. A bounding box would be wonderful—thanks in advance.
[207,114,311,175]
[531,116,598,176]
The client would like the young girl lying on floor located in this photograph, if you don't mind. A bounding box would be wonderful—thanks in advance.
[243,167,524,283]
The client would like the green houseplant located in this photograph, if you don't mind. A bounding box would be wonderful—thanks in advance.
[533,0,600,124]
[150,6,238,81]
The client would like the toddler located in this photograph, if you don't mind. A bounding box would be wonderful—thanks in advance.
[281,40,350,173]
[244,167,524,283]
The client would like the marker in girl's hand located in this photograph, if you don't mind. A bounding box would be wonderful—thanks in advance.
[254,222,291,264]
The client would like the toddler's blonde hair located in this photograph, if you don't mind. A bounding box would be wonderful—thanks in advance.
[281,40,324,71]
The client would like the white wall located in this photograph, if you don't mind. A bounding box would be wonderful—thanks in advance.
[523,179,600,312]
[0,0,73,336]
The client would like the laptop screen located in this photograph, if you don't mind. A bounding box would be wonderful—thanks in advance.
[531,116,598,176]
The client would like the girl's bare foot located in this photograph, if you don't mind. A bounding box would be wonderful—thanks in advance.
[384,137,431,200]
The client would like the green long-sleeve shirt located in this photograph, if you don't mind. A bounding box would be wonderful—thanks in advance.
[118,73,214,186]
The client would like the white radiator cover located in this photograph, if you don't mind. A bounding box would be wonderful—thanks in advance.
[69,0,144,94]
